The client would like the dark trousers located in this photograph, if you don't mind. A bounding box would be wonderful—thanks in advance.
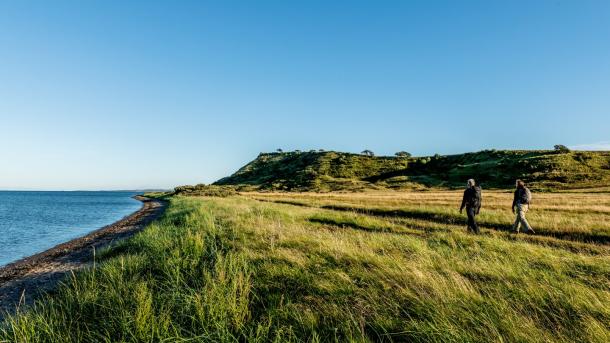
[466,207,480,234]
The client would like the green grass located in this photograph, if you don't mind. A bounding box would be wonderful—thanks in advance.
[215,151,408,191]
[2,193,609,342]
[1,198,255,342]
[214,150,610,191]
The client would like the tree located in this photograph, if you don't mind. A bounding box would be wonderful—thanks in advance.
[554,145,570,152]
[276,148,283,153]
[395,151,412,158]
[361,149,375,157]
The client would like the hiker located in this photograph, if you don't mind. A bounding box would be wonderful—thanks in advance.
[460,179,482,234]
[511,179,535,234]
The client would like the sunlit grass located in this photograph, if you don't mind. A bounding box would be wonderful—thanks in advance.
[248,190,610,244]
[2,192,610,342]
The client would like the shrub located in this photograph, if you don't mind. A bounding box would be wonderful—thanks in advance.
[395,151,412,158]
[554,145,571,153]
[174,184,237,197]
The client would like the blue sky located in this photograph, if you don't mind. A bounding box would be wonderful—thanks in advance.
[1,1,609,190]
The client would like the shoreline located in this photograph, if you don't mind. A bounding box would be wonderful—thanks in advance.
[0,196,167,319]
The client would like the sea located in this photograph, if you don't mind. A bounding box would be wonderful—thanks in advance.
[0,191,143,267]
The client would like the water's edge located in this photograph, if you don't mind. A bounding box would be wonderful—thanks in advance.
[0,196,167,319]
[0,196,144,271]
[0,191,143,268]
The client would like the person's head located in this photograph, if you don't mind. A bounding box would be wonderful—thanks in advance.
[516,179,525,189]
[467,179,476,188]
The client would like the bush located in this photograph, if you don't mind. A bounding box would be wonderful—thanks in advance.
[174,184,237,197]
[554,145,571,153]
[395,151,412,158]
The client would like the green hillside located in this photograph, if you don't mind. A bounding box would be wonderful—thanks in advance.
[214,150,610,191]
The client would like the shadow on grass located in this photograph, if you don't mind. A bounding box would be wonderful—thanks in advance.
[308,217,427,237]
[253,197,610,244]
[319,204,610,245]
[260,199,311,207]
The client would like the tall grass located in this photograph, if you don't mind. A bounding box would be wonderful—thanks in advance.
[2,194,610,342]
[1,198,257,342]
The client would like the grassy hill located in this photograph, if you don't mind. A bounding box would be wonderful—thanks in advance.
[214,150,610,191]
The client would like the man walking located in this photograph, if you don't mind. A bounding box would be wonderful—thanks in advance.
[460,179,482,234]
[511,180,535,234]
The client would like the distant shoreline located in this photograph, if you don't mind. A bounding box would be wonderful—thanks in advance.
[0,190,168,192]
[0,196,167,319]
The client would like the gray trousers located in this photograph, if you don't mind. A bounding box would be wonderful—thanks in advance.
[512,203,533,233]
[466,206,480,234]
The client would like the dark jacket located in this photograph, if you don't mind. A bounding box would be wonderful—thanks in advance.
[460,186,481,213]
[512,187,531,208]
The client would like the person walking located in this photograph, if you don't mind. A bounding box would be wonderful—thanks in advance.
[511,179,535,234]
[460,179,482,234]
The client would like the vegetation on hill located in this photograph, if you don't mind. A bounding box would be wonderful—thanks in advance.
[3,192,609,342]
[214,151,408,192]
[214,150,610,191]
[173,184,237,197]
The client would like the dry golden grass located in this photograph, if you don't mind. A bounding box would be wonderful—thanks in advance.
[245,189,610,247]
[197,195,610,341]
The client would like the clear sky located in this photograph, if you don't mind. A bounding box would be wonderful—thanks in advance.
[1,1,609,190]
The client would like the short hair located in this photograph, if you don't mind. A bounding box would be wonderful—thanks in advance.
[516,179,525,188]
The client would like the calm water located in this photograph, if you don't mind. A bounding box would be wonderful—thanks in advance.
[0,191,142,267]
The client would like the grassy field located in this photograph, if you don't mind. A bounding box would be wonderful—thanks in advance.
[2,190,610,342]
[249,190,610,246]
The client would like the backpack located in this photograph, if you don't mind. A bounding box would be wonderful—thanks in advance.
[519,187,532,204]
[472,186,482,208]
[465,186,481,208]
